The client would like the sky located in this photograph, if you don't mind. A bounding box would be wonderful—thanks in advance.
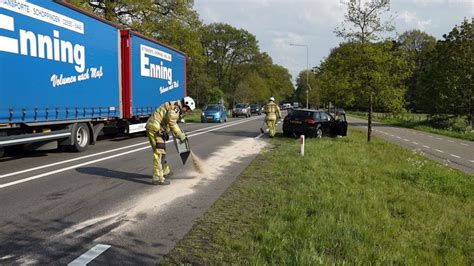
[194,0,473,84]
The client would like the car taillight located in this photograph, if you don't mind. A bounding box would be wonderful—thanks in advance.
[304,118,316,125]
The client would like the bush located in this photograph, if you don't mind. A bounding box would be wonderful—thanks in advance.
[428,115,470,132]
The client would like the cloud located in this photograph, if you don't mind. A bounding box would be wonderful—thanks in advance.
[416,19,433,30]
[398,10,416,23]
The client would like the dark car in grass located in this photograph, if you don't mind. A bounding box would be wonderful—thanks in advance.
[250,104,262,115]
[283,109,348,138]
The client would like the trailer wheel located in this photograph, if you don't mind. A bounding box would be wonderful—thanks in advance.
[72,123,90,152]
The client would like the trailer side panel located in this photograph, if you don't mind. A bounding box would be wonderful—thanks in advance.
[0,0,121,123]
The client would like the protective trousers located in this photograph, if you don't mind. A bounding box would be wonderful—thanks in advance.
[147,130,171,182]
[266,118,277,137]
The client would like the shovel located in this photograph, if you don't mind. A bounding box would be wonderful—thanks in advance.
[259,120,266,134]
[173,134,191,165]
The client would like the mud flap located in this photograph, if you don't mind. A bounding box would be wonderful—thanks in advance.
[173,135,191,164]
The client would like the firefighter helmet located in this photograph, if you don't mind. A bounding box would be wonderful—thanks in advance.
[183,96,196,111]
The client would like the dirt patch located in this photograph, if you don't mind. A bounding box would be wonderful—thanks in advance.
[55,137,268,240]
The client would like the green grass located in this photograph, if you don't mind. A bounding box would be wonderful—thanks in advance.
[183,108,202,123]
[348,112,474,142]
[162,128,473,265]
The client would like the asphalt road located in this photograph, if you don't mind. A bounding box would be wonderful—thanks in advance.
[348,116,474,175]
[0,115,273,264]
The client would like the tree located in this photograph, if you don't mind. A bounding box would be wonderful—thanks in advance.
[335,0,396,142]
[233,71,269,103]
[319,42,408,114]
[295,70,320,108]
[201,23,259,98]
[252,54,294,103]
[418,18,473,127]
[396,30,436,111]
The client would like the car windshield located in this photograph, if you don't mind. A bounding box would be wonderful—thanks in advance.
[205,105,219,111]
[250,104,258,108]
[235,104,245,108]
[289,110,315,119]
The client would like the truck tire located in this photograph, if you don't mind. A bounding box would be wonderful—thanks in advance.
[72,123,90,152]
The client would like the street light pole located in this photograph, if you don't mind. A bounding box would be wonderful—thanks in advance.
[289,43,311,109]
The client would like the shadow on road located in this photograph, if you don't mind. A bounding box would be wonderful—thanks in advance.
[0,213,159,264]
[76,167,150,185]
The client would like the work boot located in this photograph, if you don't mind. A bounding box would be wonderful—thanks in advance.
[154,179,170,185]
[151,177,160,185]
[163,165,173,177]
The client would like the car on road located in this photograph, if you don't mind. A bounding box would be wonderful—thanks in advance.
[283,109,347,138]
[250,104,262,115]
[232,103,251,118]
[280,103,292,110]
[201,104,228,123]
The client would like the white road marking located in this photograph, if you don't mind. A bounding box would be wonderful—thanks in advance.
[403,139,410,142]
[470,160,474,163]
[0,117,263,189]
[389,134,394,137]
[68,244,111,266]
[435,149,444,153]
[0,146,149,188]
[396,136,401,139]
[0,142,148,179]
[0,255,15,260]
[0,118,260,180]
[447,140,454,143]
[460,143,469,146]
[423,145,431,149]
[420,133,425,136]
[428,135,433,138]
[449,154,461,159]
[412,142,419,145]
[436,137,443,140]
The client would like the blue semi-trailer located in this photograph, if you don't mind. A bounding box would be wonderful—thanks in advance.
[0,0,186,156]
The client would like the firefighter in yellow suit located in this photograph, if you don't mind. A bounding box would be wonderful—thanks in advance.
[145,96,196,185]
[263,97,281,138]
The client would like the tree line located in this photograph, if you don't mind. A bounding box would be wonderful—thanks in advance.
[68,0,294,107]
[294,0,472,139]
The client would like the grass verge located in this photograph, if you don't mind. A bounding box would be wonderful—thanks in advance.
[348,112,474,142]
[162,128,473,264]
[184,108,202,123]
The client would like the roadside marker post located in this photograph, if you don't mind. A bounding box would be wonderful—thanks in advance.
[300,135,305,156]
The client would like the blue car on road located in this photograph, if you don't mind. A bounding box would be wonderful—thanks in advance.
[201,104,228,123]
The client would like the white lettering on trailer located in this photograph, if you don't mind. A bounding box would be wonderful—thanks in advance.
[0,15,86,72]
[140,44,173,85]
[0,1,86,72]
[0,14,18,53]
[0,0,84,34]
